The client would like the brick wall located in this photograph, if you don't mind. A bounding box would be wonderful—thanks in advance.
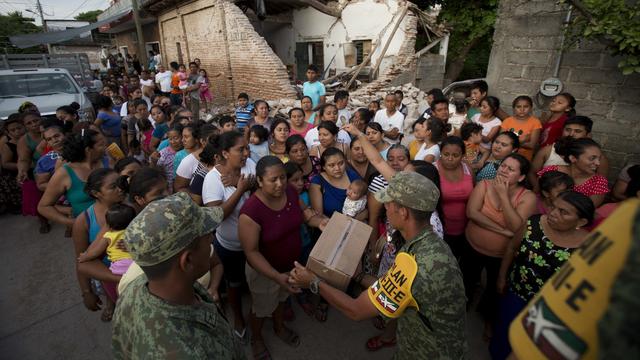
[113,23,160,57]
[157,0,296,103]
[487,0,640,178]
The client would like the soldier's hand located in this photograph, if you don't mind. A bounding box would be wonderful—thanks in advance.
[276,272,301,294]
[288,261,315,289]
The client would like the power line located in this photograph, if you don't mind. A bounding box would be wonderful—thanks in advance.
[62,0,91,19]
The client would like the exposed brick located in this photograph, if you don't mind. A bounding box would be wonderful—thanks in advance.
[588,85,618,102]
[505,51,552,66]
[578,100,613,118]
[562,51,602,68]
[569,68,626,85]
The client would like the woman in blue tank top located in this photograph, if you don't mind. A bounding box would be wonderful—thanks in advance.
[73,168,124,320]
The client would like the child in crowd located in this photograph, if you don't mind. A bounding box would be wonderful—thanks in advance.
[448,98,468,136]
[235,92,254,131]
[284,161,316,316]
[248,124,269,163]
[368,99,380,114]
[198,69,213,113]
[177,64,188,90]
[501,95,542,161]
[129,139,146,164]
[139,70,154,98]
[303,64,326,108]
[395,90,408,117]
[537,170,574,215]
[460,122,489,169]
[154,124,183,191]
[334,90,350,128]
[539,92,576,147]
[342,179,368,217]
[136,117,154,157]
[467,80,488,120]
[112,95,124,114]
[77,204,137,277]
[219,115,236,133]
[471,96,502,150]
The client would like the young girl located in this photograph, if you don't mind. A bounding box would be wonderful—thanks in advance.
[177,64,189,107]
[414,118,449,163]
[268,118,290,162]
[289,107,314,138]
[198,69,213,113]
[128,139,147,165]
[136,117,154,158]
[471,96,502,150]
[248,124,270,163]
[448,98,468,136]
[539,92,576,147]
[78,203,136,277]
[537,170,574,215]
[501,95,542,161]
[153,124,183,191]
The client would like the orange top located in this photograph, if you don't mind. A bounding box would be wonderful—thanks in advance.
[500,116,542,161]
[170,73,181,95]
[466,180,527,257]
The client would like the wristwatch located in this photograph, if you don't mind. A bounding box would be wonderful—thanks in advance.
[310,276,323,294]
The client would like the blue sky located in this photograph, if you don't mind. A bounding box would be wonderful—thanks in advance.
[0,0,111,24]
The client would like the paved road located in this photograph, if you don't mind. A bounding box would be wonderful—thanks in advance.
[0,214,490,359]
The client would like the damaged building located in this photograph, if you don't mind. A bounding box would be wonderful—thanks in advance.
[140,0,448,103]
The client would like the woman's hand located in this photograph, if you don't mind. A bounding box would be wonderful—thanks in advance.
[496,275,507,295]
[288,261,316,289]
[82,292,102,311]
[236,173,255,193]
[494,175,510,199]
[342,123,363,137]
[221,174,233,187]
[276,272,301,294]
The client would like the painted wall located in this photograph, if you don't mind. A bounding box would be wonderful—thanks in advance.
[289,0,409,76]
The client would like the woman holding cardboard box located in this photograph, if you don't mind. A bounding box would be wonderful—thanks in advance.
[239,156,327,360]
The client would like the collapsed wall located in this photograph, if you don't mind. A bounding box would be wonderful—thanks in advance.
[157,0,297,102]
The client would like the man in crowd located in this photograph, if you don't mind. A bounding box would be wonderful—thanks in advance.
[374,93,406,144]
[185,62,203,120]
[154,64,173,97]
[112,192,243,359]
[289,171,468,359]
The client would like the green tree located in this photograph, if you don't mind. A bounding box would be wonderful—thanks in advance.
[0,11,44,54]
[415,0,498,82]
[74,10,103,23]
[564,0,640,75]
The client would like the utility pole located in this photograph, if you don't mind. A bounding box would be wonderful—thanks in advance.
[131,0,147,67]
[35,0,53,53]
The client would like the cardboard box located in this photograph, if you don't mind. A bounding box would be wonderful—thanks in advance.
[307,212,373,291]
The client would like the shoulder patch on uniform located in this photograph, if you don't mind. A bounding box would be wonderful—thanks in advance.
[368,252,419,318]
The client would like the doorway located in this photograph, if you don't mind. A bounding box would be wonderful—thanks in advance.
[295,41,324,81]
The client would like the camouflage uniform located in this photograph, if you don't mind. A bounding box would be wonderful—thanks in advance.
[112,192,243,359]
[372,172,468,359]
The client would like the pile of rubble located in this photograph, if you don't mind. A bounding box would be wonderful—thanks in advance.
[206,83,429,133]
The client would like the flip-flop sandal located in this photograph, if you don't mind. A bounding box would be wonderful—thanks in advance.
[275,327,300,348]
[251,340,272,360]
[101,307,114,322]
[233,328,246,343]
[366,335,396,351]
[315,303,328,322]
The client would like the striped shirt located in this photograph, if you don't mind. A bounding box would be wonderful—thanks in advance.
[235,103,254,130]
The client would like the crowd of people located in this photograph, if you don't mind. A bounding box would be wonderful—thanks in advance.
[0,59,638,360]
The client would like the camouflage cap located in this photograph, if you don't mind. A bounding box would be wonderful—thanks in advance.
[374,171,440,212]
[124,192,223,267]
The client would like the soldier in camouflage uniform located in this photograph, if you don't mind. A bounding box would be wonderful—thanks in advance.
[289,171,468,359]
[112,192,244,359]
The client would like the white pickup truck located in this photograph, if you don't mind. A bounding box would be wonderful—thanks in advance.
[0,68,95,121]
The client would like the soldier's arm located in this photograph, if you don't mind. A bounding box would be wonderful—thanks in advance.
[315,281,379,321]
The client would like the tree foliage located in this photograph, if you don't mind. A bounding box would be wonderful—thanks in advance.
[0,11,44,54]
[74,10,104,23]
[414,0,498,81]
[564,0,640,75]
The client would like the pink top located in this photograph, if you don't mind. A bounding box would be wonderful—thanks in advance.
[240,185,302,273]
[289,123,314,138]
[537,166,609,196]
[436,162,473,236]
[466,181,528,257]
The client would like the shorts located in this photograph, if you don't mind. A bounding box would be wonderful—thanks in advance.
[245,264,290,318]
[213,239,246,287]
[109,258,134,276]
